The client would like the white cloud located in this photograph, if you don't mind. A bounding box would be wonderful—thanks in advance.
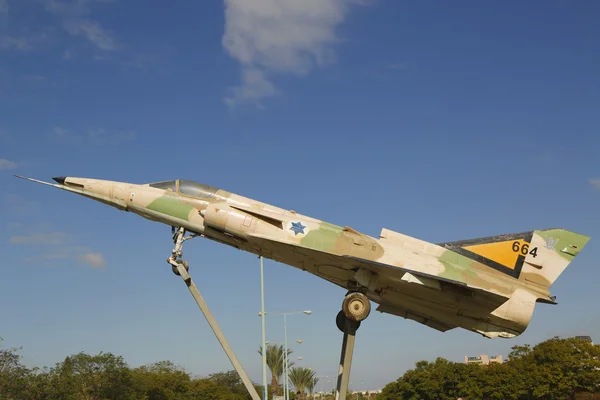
[78,252,105,268]
[222,0,364,108]
[0,158,16,170]
[63,19,116,50]
[10,232,69,245]
[22,246,107,268]
[10,229,106,269]
[0,35,32,51]
[43,0,118,51]
[224,68,279,108]
[590,179,600,190]
[53,126,69,136]
[0,31,51,52]
[24,74,47,81]
[54,126,136,144]
[2,194,41,214]
[388,63,405,70]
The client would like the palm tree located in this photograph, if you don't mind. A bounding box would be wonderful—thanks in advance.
[258,343,293,396]
[306,375,319,399]
[288,367,316,400]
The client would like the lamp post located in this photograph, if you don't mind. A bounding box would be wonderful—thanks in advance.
[258,310,312,400]
[284,314,289,400]
[259,256,267,400]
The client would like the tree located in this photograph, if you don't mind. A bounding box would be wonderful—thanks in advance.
[379,358,461,400]
[189,378,245,400]
[258,343,293,396]
[288,367,316,400]
[306,375,319,399]
[477,363,523,400]
[515,337,600,399]
[0,337,30,398]
[1,337,317,400]
[130,360,191,400]
[18,366,58,400]
[208,370,257,400]
[377,336,600,400]
[52,351,135,399]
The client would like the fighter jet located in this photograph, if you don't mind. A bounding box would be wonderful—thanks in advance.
[16,175,591,339]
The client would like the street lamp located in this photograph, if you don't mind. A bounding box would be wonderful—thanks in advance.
[259,256,267,400]
[257,310,311,400]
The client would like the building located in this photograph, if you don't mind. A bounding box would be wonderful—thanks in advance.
[489,355,503,364]
[464,354,503,365]
[313,389,382,398]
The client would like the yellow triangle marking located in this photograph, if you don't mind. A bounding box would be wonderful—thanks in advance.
[463,239,529,270]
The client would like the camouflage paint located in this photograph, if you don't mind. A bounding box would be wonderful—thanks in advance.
[300,223,343,252]
[539,228,590,260]
[438,250,478,282]
[18,175,591,340]
[146,196,195,221]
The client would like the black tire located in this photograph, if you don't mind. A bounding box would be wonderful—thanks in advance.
[172,259,189,276]
[336,310,360,333]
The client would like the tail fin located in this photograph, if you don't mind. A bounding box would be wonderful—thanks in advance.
[437,228,590,287]
[519,228,590,288]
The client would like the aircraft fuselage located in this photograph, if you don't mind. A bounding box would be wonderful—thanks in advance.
[18,176,590,339]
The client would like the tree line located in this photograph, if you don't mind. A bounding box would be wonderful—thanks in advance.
[0,338,322,400]
[376,336,600,400]
[4,336,598,400]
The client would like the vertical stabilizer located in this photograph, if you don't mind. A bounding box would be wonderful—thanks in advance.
[519,228,590,288]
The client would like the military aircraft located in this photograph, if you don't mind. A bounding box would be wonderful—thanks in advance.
[16,175,590,339]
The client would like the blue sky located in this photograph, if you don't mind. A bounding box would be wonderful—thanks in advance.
[1,0,599,392]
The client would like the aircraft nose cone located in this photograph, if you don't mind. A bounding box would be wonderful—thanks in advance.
[52,176,66,185]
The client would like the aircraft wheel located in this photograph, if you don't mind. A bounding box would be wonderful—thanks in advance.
[342,292,371,322]
[172,259,189,276]
[336,310,360,333]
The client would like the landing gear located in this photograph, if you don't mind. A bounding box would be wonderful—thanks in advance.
[167,226,196,275]
[336,310,360,332]
[171,259,189,276]
[342,291,371,322]
[165,227,261,400]
[335,291,370,400]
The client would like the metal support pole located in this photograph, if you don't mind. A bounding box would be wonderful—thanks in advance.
[335,320,358,400]
[260,256,268,400]
[171,260,261,400]
[284,314,288,400]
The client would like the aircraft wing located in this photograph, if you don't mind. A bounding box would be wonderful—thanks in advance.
[248,233,514,333]
[249,233,510,306]
[376,304,459,332]
[342,255,468,287]
[344,255,509,307]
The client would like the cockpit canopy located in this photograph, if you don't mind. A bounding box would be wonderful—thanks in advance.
[148,179,219,200]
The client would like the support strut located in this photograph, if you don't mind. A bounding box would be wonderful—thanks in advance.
[335,313,359,400]
[167,227,261,400]
[335,286,371,400]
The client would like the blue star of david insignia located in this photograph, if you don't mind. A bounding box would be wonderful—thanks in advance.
[289,221,306,236]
